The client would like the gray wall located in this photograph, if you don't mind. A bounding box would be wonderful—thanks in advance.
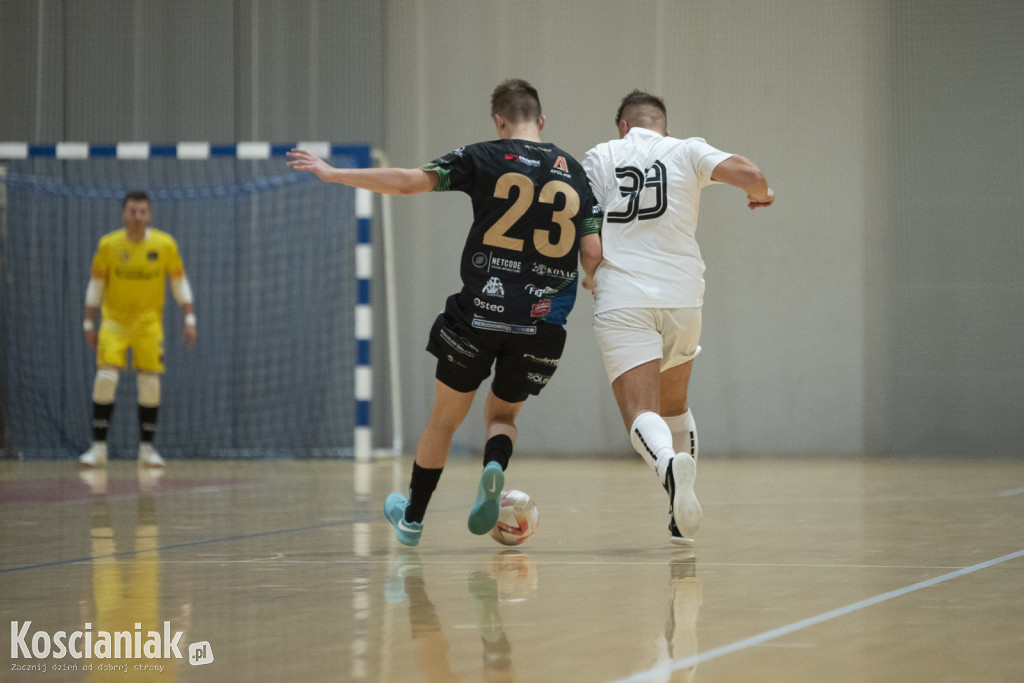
[2,0,1021,457]
[866,0,1024,456]
[0,0,384,142]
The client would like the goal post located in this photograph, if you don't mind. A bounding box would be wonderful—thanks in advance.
[0,141,399,460]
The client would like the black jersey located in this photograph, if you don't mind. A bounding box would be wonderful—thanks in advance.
[422,139,600,331]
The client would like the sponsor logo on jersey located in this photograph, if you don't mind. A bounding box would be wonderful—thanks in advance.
[504,153,540,167]
[473,251,522,274]
[114,267,161,280]
[550,155,572,178]
[524,283,558,298]
[523,353,560,367]
[532,263,577,280]
[491,256,521,273]
[473,297,505,313]
[147,251,158,261]
[482,277,505,298]
[530,299,552,317]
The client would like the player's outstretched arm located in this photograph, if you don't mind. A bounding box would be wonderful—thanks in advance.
[711,155,775,209]
[286,149,437,196]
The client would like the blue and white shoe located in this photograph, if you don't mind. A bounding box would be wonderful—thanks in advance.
[384,492,423,547]
[384,551,422,603]
[467,461,504,535]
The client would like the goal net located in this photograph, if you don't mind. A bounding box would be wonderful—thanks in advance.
[0,143,381,459]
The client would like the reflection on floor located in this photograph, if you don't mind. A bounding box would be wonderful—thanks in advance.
[2,456,1023,681]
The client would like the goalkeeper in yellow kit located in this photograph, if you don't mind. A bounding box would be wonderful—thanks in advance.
[79,192,197,467]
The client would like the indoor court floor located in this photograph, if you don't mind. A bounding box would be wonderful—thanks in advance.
[2,455,1023,682]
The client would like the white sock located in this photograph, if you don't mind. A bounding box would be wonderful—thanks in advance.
[664,409,698,462]
[630,411,676,482]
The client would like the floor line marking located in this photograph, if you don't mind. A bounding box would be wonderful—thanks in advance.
[0,502,474,574]
[612,548,1024,683]
[0,520,355,573]
[997,486,1024,497]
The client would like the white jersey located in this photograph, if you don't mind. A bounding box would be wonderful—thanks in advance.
[583,127,731,313]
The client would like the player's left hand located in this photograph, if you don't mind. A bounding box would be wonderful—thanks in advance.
[182,324,197,349]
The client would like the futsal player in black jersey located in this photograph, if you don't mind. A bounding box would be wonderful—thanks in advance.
[288,79,601,546]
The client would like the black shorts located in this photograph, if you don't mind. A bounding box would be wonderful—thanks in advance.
[425,307,566,403]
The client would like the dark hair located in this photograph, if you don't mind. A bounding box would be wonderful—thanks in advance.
[614,89,668,125]
[491,79,542,124]
[122,191,150,208]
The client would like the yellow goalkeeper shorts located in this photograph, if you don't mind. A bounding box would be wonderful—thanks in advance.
[96,315,165,373]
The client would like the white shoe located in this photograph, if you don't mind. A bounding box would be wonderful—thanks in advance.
[668,454,701,545]
[78,468,108,494]
[137,467,165,493]
[138,443,165,468]
[79,442,108,467]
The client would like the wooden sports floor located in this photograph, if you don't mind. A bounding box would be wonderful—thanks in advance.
[2,455,1023,682]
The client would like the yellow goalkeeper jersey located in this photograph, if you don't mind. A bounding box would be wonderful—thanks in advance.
[90,228,185,323]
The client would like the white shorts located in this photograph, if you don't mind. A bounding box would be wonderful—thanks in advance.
[593,307,702,383]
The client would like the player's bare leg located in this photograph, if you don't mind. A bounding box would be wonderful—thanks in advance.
[482,390,523,468]
[137,372,165,468]
[386,381,475,546]
[80,365,119,467]
[612,360,672,475]
[614,359,700,545]
[416,381,477,468]
[660,361,698,462]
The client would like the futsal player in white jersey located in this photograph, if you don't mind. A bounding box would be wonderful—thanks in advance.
[583,90,774,545]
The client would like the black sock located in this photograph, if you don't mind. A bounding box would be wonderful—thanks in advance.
[92,402,114,442]
[484,434,513,471]
[406,463,443,523]
[138,405,158,444]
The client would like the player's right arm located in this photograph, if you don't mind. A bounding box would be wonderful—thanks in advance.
[286,149,437,195]
[84,250,106,349]
[710,155,775,209]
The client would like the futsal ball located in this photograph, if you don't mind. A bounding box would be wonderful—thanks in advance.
[489,489,539,546]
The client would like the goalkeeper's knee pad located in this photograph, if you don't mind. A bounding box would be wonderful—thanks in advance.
[137,373,161,407]
[93,368,119,403]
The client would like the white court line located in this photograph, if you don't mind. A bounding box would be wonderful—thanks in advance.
[612,548,1024,683]
[998,486,1024,497]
